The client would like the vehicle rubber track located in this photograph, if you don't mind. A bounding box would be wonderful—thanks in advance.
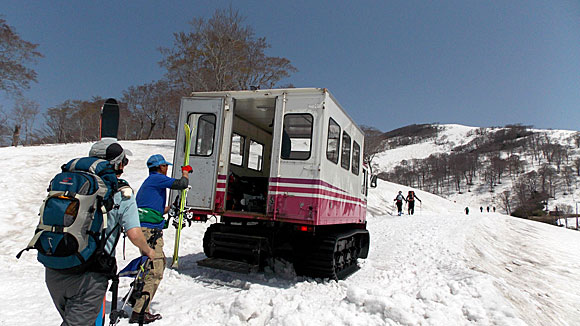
[202,223,369,280]
[293,230,368,280]
[202,223,222,257]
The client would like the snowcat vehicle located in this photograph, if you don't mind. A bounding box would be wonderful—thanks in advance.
[170,88,371,279]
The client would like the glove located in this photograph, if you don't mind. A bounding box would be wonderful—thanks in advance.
[181,165,193,174]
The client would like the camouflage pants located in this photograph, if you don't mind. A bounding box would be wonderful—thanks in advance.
[133,227,165,314]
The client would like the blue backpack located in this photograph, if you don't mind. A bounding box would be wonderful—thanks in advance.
[17,157,119,273]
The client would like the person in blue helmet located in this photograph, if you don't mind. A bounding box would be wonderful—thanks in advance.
[132,154,192,324]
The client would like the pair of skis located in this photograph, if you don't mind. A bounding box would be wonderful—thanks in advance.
[171,123,192,268]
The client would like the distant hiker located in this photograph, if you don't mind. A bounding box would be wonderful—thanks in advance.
[487,206,490,213]
[493,206,496,212]
[45,140,155,326]
[465,207,469,215]
[405,190,422,215]
[133,154,192,324]
[394,191,407,216]
[480,206,483,213]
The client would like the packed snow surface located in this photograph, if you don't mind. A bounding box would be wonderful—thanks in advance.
[1,140,579,325]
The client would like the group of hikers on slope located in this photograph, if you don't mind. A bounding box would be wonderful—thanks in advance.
[393,190,422,216]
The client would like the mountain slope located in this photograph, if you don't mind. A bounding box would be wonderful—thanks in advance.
[370,124,580,217]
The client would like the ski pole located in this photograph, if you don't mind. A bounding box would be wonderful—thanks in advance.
[109,260,148,325]
[109,231,162,326]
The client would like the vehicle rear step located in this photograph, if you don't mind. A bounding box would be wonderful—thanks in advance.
[204,230,270,268]
[197,257,259,274]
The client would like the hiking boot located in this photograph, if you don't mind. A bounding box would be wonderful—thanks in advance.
[129,311,162,324]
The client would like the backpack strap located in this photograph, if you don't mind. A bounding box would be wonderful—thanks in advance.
[16,230,44,258]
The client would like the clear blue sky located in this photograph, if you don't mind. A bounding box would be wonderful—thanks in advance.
[2,0,579,132]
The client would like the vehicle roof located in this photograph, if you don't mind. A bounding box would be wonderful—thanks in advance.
[189,88,363,136]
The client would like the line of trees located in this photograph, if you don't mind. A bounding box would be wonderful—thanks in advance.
[0,8,297,146]
[0,17,43,146]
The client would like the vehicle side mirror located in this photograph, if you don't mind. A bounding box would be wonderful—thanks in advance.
[370,175,378,188]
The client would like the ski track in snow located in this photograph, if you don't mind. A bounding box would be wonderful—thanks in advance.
[1,140,580,325]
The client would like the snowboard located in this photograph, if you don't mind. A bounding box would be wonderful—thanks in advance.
[171,123,192,268]
[100,98,120,139]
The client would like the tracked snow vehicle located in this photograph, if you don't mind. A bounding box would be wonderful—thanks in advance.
[170,88,370,279]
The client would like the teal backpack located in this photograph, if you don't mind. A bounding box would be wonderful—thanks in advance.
[17,157,119,273]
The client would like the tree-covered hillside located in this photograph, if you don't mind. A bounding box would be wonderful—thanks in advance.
[364,124,580,221]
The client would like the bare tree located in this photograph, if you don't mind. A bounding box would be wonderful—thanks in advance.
[574,132,580,148]
[0,106,8,144]
[513,179,528,213]
[117,101,139,140]
[537,163,555,194]
[562,166,574,194]
[448,154,464,192]
[499,190,512,215]
[70,99,100,142]
[483,164,496,192]
[490,155,507,184]
[527,133,544,165]
[361,125,384,175]
[464,153,479,187]
[507,154,523,180]
[424,153,448,194]
[43,102,75,143]
[0,18,43,96]
[560,204,574,216]
[11,97,39,145]
[123,80,178,139]
[511,171,546,217]
[552,144,567,173]
[159,7,297,93]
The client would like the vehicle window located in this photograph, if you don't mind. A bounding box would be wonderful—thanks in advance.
[282,114,313,160]
[248,140,264,171]
[352,141,360,175]
[341,131,351,170]
[230,133,245,166]
[190,114,216,156]
[326,118,340,164]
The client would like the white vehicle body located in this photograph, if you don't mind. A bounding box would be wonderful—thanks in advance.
[171,88,368,226]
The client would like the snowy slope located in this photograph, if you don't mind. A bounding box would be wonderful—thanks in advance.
[1,140,580,325]
[372,124,580,215]
[373,124,478,172]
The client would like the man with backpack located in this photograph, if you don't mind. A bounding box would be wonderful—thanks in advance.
[406,190,422,215]
[394,191,407,216]
[39,140,155,326]
[131,154,192,324]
